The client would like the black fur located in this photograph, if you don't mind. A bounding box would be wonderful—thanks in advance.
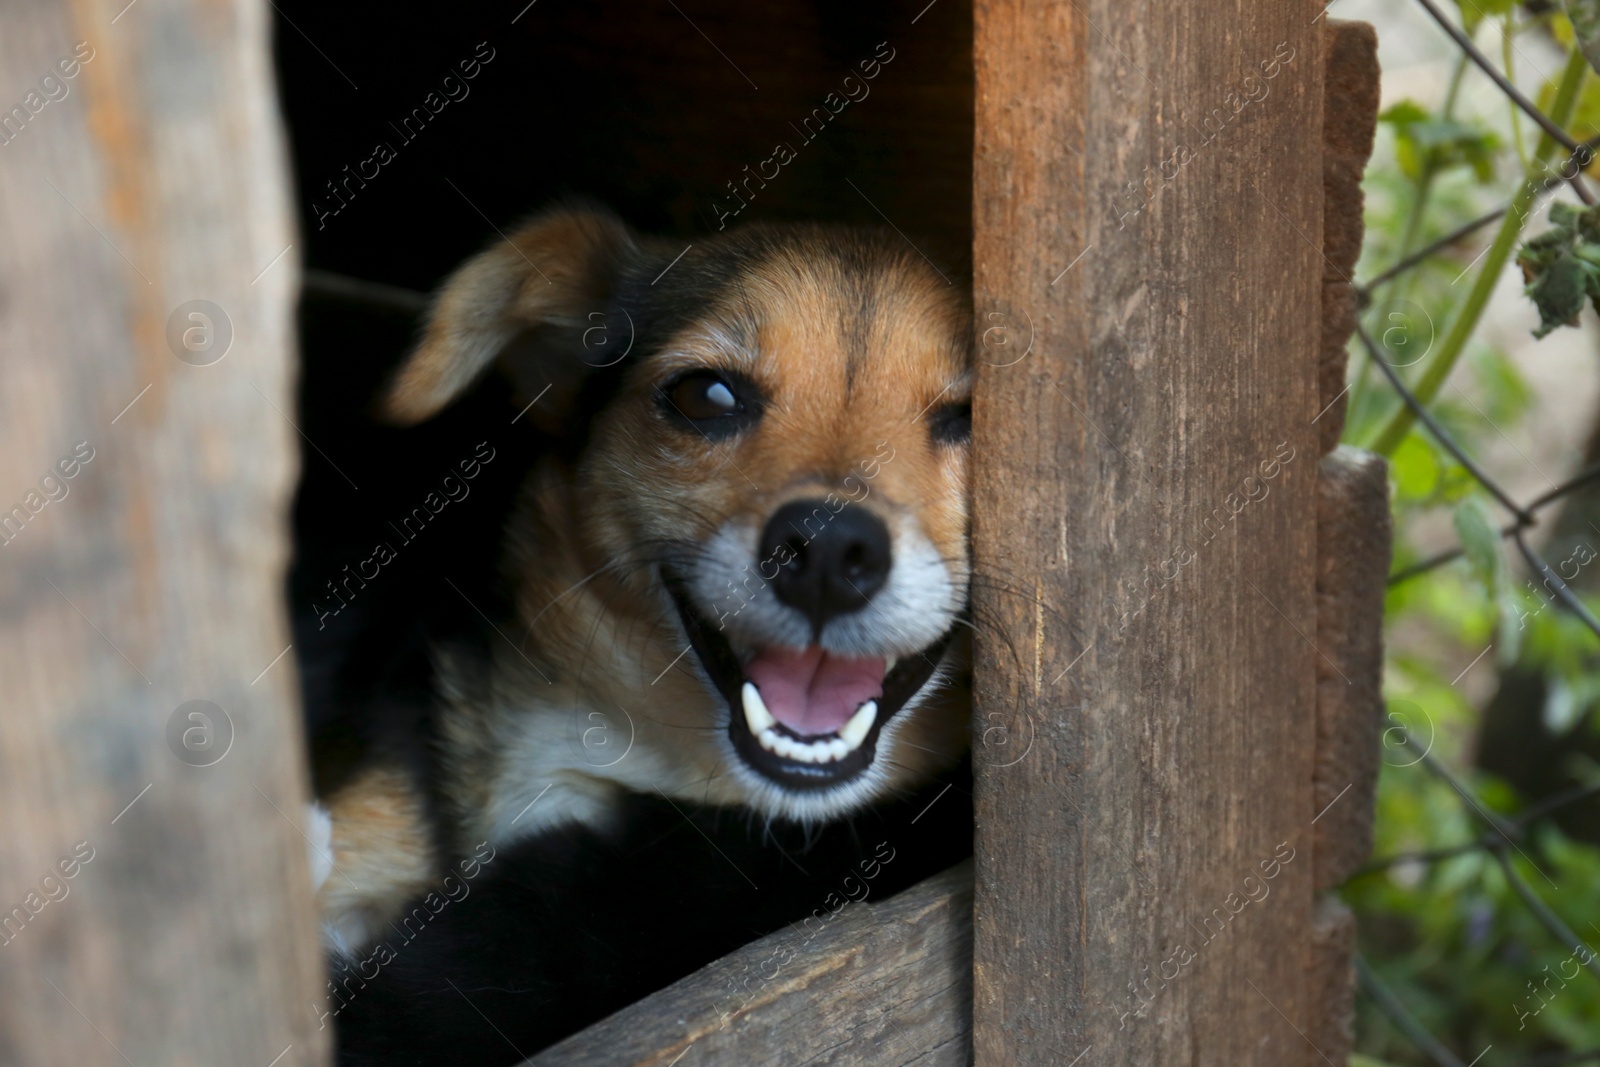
[328,770,971,1065]
[293,237,974,1066]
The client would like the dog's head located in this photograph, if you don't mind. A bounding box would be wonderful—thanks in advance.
[387,205,970,823]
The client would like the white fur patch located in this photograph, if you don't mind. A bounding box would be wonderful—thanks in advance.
[479,696,690,848]
[307,802,335,893]
[307,802,364,960]
[689,513,961,659]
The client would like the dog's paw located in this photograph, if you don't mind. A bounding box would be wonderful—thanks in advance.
[307,801,335,893]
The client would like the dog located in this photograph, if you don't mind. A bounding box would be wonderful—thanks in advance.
[303,204,975,1059]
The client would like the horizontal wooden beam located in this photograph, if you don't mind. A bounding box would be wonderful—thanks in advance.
[524,863,974,1067]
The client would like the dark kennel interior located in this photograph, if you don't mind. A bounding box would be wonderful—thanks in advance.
[274,0,974,791]
[272,1,976,1056]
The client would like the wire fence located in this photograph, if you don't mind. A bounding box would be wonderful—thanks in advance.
[1349,2,1600,1062]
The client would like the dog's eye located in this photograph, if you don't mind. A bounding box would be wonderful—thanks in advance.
[929,401,972,445]
[659,371,759,436]
[672,374,740,419]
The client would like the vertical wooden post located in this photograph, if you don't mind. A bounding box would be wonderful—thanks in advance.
[0,1,327,1064]
[971,3,1326,1064]
[1310,22,1384,1064]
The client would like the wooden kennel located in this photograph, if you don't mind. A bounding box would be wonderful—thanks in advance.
[0,0,1383,1063]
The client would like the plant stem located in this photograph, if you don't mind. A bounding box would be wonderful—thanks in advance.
[1505,16,1529,170]
[1369,47,1590,457]
[1348,52,1471,431]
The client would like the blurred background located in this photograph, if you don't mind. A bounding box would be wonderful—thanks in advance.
[1330,0,1600,1061]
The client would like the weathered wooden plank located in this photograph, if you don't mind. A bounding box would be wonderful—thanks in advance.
[0,1,327,1064]
[1319,20,1382,456]
[524,863,974,1067]
[971,2,1326,1064]
[1307,446,1389,1066]
[1306,32,1384,1061]
[1308,895,1360,1064]
[1313,446,1390,894]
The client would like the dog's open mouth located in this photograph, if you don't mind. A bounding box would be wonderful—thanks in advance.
[663,574,954,790]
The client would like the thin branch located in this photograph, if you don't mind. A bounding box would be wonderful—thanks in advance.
[1368,48,1591,455]
[1402,727,1523,843]
[1517,780,1600,824]
[302,269,430,316]
[1351,837,1498,879]
[1354,954,1469,1067]
[1388,463,1600,586]
[1512,529,1600,641]
[1528,464,1600,514]
[1359,204,1511,297]
[1489,846,1600,984]
[1359,158,1600,298]
[1351,783,1600,881]
[1412,0,1580,152]
[1363,323,1534,524]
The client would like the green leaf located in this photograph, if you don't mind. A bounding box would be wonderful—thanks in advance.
[1379,102,1429,182]
[1456,0,1514,33]
[1542,65,1600,154]
[1567,0,1600,75]
[1378,101,1429,126]
[1550,200,1584,231]
[1515,201,1600,337]
[1391,434,1441,501]
[1453,497,1502,585]
[1378,101,1500,183]
[1528,252,1591,337]
[1544,673,1583,732]
[1497,583,1526,666]
[1455,497,1528,666]
[1466,348,1532,426]
[1411,120,1498,181]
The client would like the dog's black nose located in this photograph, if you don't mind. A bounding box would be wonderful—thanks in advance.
[761,499,892,633]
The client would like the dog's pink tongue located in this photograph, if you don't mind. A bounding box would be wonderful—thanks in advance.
[744,646,885,737]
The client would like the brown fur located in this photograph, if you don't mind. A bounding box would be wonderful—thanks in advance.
[319,207,972,947]
[317,767,438,949]
[385,210,637,428]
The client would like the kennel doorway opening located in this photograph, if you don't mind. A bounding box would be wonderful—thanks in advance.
[0,1,1382,1064]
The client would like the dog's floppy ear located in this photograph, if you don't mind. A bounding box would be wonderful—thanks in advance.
[382,205,640,427]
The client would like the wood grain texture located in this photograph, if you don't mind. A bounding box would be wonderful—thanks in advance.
[523,862,975,1067]
[1319,20,1381,455]
[1307,894,1359,1064]
[1313,447,1390,894]
[1306,446,1390,1065]
[0,1,327,1064]
[971,3,1326,1063]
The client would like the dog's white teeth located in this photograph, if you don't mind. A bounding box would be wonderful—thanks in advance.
[839,700,877,751]
[742,682,776,735]
[748,700,876,767]
[885,656,899,676]
[748,696,878,765]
